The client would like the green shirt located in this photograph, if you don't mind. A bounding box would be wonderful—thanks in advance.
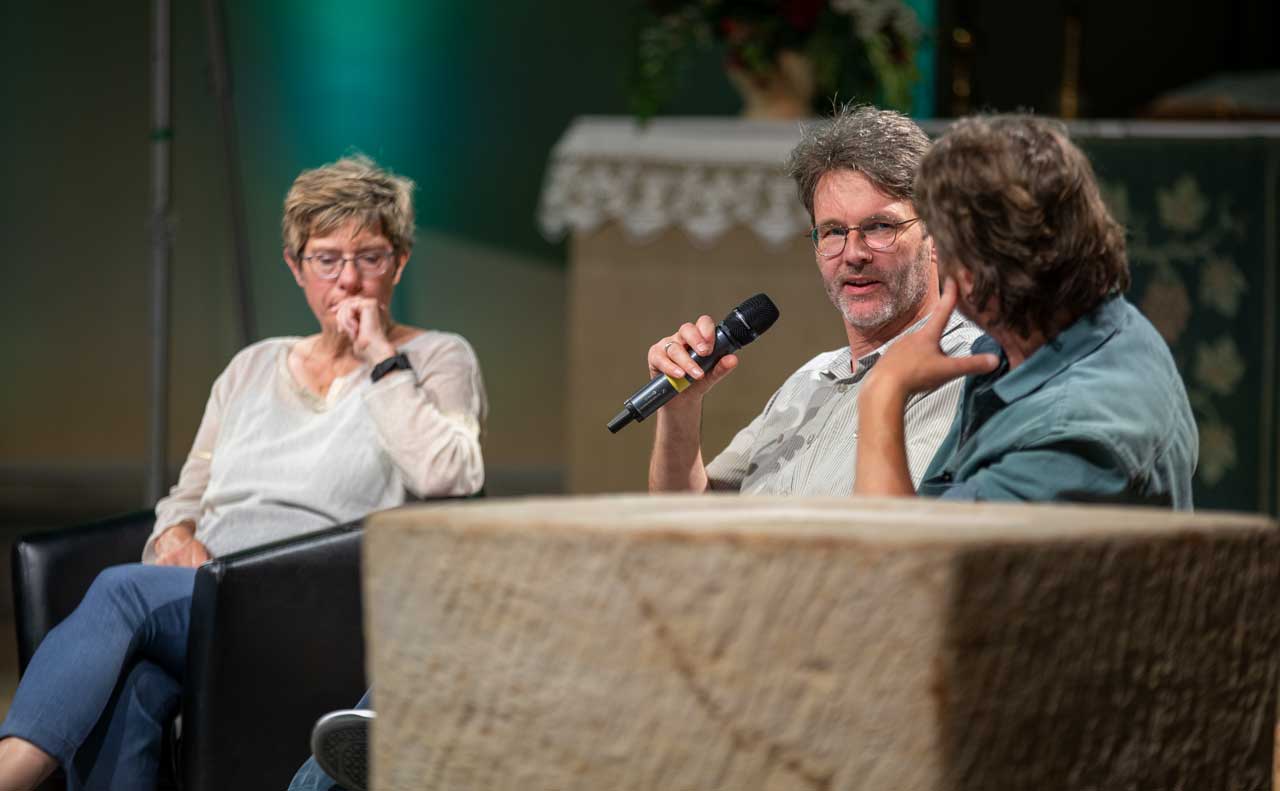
[918,296,1198,509]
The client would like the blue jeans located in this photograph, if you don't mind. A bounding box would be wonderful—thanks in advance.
[0,564,195,791]
[289,689,374,791]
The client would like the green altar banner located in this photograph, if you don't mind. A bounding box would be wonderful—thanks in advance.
[1085,136,1279,514]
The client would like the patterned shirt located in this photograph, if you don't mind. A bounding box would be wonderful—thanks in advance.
[705,312,984,495]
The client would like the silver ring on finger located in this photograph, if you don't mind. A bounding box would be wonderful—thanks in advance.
[663,341,676,355]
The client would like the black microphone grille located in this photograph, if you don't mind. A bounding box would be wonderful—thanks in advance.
[723,293,780,346]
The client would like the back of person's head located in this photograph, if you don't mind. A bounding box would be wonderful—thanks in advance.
[915,114,1129,338]
[282,154,416,260]
[787,103,931,220]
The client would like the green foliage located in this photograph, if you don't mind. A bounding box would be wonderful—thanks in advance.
[629,0,923,119]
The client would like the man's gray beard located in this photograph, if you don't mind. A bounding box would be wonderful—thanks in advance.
[834,288,901,329]
[828,243,932,331]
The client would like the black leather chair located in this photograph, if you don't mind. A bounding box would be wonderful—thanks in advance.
[11,510,367,791]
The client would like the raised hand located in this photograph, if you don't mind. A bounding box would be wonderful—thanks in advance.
[866,278,999,398]
[853,280,998,497]
[334,297,396,364]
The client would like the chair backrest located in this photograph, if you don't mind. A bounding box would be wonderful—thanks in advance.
[9,497,473,790]
[10,510,155,672]
[180,522,367,791]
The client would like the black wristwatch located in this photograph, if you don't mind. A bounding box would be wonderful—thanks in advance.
[371,352,412,383]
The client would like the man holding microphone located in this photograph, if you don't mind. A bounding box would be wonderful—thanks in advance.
[647,105,983,495]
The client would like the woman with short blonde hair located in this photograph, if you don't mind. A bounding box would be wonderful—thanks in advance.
[0,154,487,790]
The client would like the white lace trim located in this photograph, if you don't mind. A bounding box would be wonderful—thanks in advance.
[538,117,813,247]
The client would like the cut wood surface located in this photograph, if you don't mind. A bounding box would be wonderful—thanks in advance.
[365,496,1280,791]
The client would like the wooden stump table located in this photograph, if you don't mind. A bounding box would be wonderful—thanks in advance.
[364,496,1280,791]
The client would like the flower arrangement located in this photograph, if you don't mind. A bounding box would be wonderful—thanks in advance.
[630,0,923,119]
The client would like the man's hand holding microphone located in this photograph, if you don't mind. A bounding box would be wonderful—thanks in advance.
[613,295,779,492]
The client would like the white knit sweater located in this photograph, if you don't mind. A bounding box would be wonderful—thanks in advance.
[147,330,487,562]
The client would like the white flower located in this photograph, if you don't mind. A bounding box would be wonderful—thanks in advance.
[1193,336,1246,397]
[1197,420,1236,487]
[1139,276,1191,345]
[1198,257,1246,317]
[1156,174,1208,234]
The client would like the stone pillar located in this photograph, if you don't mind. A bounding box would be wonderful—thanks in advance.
[365,495,1280,790]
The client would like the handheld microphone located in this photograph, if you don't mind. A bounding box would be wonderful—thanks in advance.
[607,294,780,434]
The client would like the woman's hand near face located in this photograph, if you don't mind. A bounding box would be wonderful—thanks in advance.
[334,297,397,364]
[853,279,999,498]
[863,278,999,400]
[153,521,212,568]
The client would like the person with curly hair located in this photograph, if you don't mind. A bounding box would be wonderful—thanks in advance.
[854,115,1196,507]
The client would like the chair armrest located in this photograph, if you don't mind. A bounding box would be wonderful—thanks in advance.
[180,522,366,791]
[10,510,156,672]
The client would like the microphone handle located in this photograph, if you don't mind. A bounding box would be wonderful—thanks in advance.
[607,325,742,433]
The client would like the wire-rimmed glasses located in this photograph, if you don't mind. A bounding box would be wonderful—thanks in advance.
[301,250,395,279]
[810,218,921,258]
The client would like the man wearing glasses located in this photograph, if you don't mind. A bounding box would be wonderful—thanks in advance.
[647,105,982,495]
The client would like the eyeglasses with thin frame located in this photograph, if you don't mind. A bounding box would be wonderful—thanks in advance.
[300,249,396,280]
[810,217,921,258]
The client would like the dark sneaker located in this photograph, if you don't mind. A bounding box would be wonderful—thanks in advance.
[311,709,374,791]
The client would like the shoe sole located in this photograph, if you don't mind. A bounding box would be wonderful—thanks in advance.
[311,709,374,791]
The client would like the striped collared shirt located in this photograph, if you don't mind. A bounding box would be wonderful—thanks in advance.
[705,311,984,496]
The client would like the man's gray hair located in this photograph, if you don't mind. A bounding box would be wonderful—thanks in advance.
[786,104,931,220]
